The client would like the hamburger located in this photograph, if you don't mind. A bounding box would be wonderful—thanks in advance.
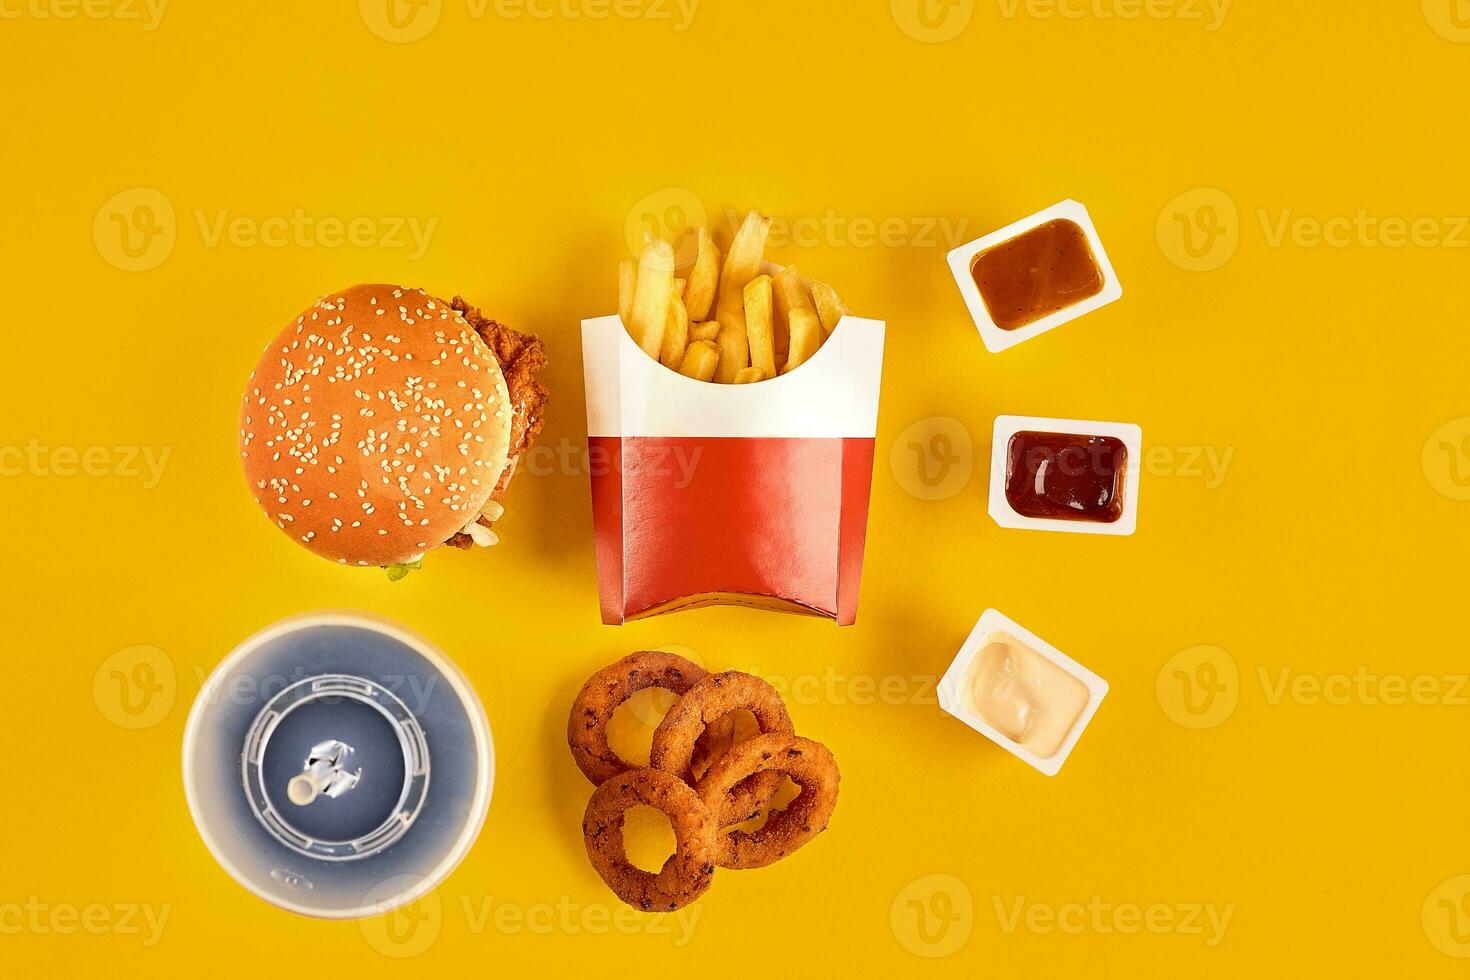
[239,284,548,575]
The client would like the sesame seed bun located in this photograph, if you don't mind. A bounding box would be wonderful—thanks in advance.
[240,284,513,567]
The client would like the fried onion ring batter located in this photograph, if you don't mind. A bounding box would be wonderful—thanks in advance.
[649,671,794,780]
[696,733,839,870]
[582,767,717,911]
[568,651,716,785]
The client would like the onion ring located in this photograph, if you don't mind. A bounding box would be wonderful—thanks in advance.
[696,733,840,870]
[568,651,716,785]
[688,713,737,782]
[582,767,717,911]
[650,670,792,822]
[649,671,794,780]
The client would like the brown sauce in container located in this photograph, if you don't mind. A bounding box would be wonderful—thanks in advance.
[1005,430,1126,523]
[971,219,1104,330]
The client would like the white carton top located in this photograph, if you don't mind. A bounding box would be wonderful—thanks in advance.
[582,313,885,439]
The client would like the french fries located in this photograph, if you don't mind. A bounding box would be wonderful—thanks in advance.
[782,309,822,374]
[629,239,675,361]
[743,275,776,377]
[677,340,720,381]
[809,280,847,336]
[771,266,813,362]
[712,211,771,383]
[715,312,748,385]
[660,283,690,370]
[684,228,719,321]
[717,211,772,322]
[615,209,847,384]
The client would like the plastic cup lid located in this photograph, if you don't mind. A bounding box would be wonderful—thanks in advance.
[182,612,493,918]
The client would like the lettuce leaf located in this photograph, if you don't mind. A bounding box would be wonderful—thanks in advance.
[385,559,423,582]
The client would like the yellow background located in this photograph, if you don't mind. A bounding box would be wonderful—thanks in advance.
[3,0,1469,974]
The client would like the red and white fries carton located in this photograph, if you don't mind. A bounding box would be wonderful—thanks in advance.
[582,312,885,625]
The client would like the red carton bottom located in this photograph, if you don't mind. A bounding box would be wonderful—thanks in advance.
[590,436,876,625]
